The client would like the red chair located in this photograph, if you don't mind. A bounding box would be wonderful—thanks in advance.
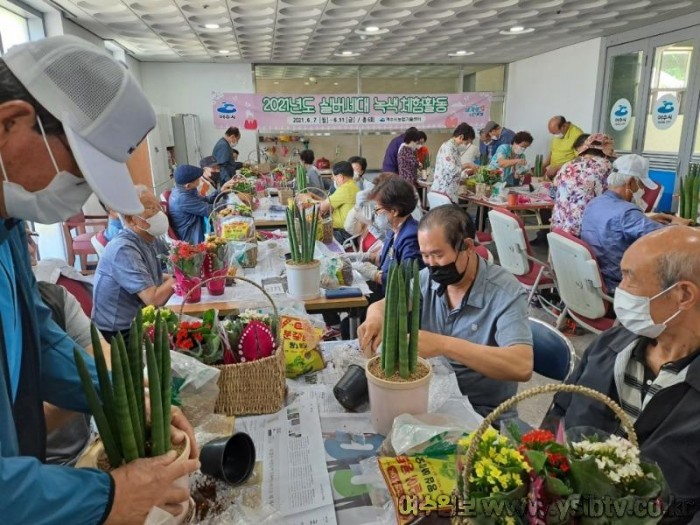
[159,192,180,241]
[61,213,108,273]
[90,229,109,257]
[57,275,93,317]
[474,244,494,264]
[641,183,663,213]
[488,208,555,304]
[547,228,616,334]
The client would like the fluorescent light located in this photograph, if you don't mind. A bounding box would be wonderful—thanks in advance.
[365,26,380,32]
[333,82,339,85]
[499,27,535,35]
[204,23,220,29]
[510,26,524,32]
[342,50,353,56]
[334,51,359,57]
[448,50,474,57]
[273,81,279,85]
[218,49,230,54]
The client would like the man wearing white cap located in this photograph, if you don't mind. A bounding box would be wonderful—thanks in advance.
[0,36,199,523]
[581,154,690,292]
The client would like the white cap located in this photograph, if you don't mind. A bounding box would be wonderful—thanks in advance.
[611,154,657,189]
[3,36,156,215]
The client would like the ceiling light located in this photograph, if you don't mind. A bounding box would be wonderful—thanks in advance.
[342,50,353,56]
[448,50,474,57]
[334,51,359,57]
[333,82,339,85]
[365,26,380,32]
[273,81,279,85]
[499,27,535,35]
[304,81,310,85]
[204,23,220,29]
[218,49,230,54]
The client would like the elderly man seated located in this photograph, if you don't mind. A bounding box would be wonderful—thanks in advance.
[581,154,689,292]
[359,204,533,420]
[549,227,700,521]
[92,185,175,341]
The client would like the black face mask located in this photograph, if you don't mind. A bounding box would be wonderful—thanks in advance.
[428,251,468,293]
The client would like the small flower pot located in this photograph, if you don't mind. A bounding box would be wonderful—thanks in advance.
[507,192,518,207]
[205,268,228,296]
[365,355,433,436]
[200,433,256,486]
[333,364,369,411]
[285,259,321,300]
[76,434,193,525]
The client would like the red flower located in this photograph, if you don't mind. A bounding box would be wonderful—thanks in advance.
[546,452,570,473]
[522,429,556,448]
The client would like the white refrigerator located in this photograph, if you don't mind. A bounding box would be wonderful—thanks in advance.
[171,113,203,166]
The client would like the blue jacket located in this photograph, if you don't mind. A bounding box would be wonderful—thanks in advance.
[169,186,216,244]
[382,134,405,174]
[212,137,242,185]
[379,216,424,292]
[0,220,112,524]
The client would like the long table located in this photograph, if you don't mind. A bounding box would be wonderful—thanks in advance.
[460,187,554,232]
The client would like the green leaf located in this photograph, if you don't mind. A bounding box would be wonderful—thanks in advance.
[568,457,620,497]
[544,475,573,497]
[526,449,547,472]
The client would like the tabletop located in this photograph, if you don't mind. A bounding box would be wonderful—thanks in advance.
[252,197,288,228]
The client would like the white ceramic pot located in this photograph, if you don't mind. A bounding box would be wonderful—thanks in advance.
[77,434,193,525]
[365,355,433,436]
[285,259,321,300]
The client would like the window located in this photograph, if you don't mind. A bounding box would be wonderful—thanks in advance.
[0,6,29,55]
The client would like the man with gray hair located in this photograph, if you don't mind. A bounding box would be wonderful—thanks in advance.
[580,154,689,292]
[549,226,700,521]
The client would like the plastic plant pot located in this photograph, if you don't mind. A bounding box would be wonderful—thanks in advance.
[200,433,256,486]
[333,364,368,411]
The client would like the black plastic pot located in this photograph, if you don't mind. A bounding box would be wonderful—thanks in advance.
[333,364,368,411]
[200,432,256,486]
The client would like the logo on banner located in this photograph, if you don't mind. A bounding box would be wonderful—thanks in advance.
[217,103,237,115]
[652,94,678,130]
[610,98,631,131]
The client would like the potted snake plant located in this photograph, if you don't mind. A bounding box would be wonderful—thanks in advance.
[365,260,432,435]
[74,312,193,524]
[285,201,321,300]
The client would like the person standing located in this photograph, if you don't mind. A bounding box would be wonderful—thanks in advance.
[300,149,326,190]
[169,164,218,243]
[429,123,476,203]
[481,121,516,157]
[212,126,240,185]
[382,126,417,173]
[0,36,198,524]
[397,128,422,186]
[544,115,584,179]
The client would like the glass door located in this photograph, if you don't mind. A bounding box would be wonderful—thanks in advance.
[602,43,647,154]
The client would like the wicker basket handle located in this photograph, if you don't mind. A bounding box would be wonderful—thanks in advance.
[176,275,279,320]
[462,383,638,495]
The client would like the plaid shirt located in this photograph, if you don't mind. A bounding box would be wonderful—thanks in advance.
[615,338,697,431]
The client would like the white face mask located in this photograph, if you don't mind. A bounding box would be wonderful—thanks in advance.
[374,212,390,232]
[512,145,525,155]
[137,210,169,237]
[613,284,681,339]
[353,170,362,178]
[632,188,646,210]
[554,132,565,139]
[0,117,92,224]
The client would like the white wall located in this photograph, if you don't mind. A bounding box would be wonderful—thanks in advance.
[505,38,603,158]
[139,62,256,162]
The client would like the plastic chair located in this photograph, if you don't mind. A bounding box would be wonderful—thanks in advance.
[488,208,555,304]
[474,244,494,264]
[159,194,180,241]
[90,229,109,258]
[61,212,108,273]
[530,317,576,381]
[57,275,93,317]
[641,183,664,213]
[426,191,452,210]
[547,228,616,334]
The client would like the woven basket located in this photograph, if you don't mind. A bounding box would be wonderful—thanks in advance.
[454,384,638,525]
[279,188,294,206]
[178,276,286,417]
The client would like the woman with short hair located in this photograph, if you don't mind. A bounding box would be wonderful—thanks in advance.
[299,149,325,190]
[430,123,476,203]
[397,128,423,186]
[489,131,534,187]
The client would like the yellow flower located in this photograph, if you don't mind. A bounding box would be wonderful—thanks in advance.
[504,517,516,525]
[475,462,485,478]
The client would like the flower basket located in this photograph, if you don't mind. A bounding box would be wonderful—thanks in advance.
[178,276,286,416]
[166,242,207,302]
[454,384,665,525]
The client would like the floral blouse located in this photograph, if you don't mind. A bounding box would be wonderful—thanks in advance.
[397,144,419,186]
[430,138,462,202]
[551,156,613,236]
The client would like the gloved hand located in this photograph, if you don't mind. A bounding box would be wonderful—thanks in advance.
[345,252,372,262]
[352,261,379,282]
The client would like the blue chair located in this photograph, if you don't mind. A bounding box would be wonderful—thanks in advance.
[530,317,577,381]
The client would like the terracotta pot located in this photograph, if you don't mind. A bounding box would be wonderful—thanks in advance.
[285,259,321,300]
[365,355,433,436]
[507,192,518,207]
[77,434,193,524]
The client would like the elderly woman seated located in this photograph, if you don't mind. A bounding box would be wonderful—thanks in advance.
[92,185,176,341]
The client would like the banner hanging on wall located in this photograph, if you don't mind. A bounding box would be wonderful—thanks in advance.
[211,92,491,132]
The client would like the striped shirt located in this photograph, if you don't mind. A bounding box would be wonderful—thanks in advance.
[615,338,698,431]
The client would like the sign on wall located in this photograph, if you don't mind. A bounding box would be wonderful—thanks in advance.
[609,98,632,131]
[652,94,679,130]
[211,92,491,131]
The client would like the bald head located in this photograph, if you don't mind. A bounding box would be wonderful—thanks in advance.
[623,227,700,290]
[548,116,567,135]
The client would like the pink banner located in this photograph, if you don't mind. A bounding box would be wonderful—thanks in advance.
[212,92,490,132]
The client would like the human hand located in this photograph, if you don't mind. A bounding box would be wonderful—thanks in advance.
[353,261,379,282]
[107,451,200,524]
[417,331,443,359]
[358,316,383,357]
[545,165,559,179]
[517,159,527,166]
[671,216,693,226]
[170,406,198,459]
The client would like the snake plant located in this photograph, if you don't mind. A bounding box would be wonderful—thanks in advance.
[679,164,700,221]
[381,260,421,379]
[534,154,544,179]
[74,310,172,467]
[296,162,308,192]
[285,202,318,264]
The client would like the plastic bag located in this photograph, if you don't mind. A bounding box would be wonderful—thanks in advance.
[279,315,325,378]
[170,351,221,428]
[319,255,354,289]
[229,241,257,268]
